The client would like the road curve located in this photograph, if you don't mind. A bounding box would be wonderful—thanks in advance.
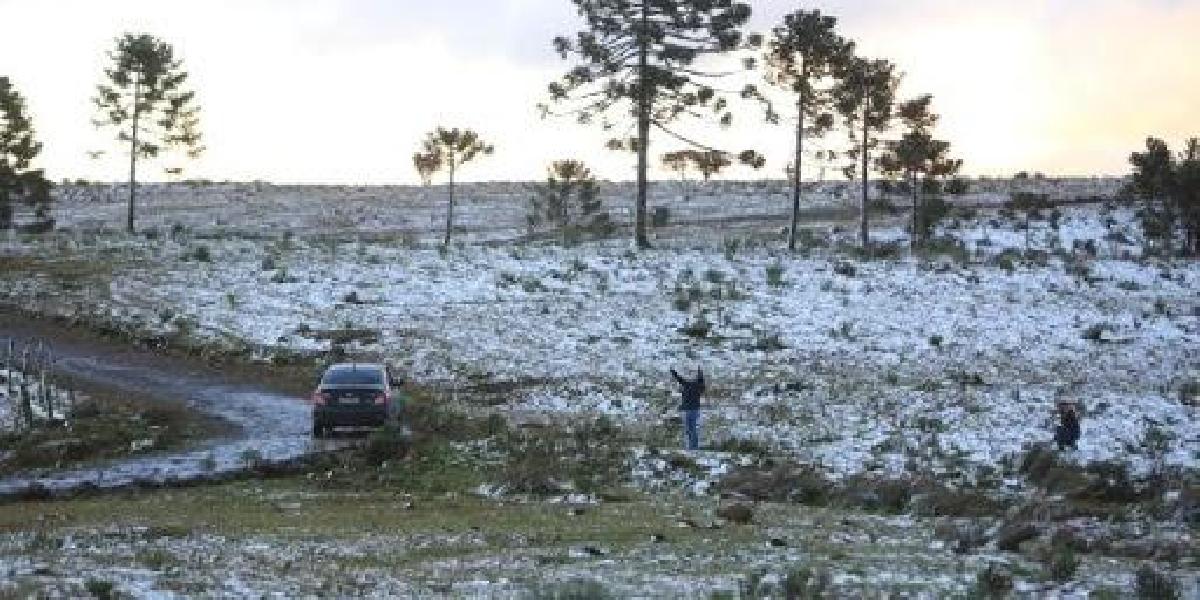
[0,313,324,498]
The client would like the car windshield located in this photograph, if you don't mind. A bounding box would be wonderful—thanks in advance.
[322,368,384,386]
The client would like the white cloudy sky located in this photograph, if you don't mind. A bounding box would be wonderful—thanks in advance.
[0,0,1197,184]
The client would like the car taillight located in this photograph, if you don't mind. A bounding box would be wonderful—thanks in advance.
[311,392,331,406]
[374,392,389,406]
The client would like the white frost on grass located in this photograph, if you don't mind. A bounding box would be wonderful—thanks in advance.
[2,197,1196,480]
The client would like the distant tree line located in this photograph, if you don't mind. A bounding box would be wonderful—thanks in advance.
[541,1,962,251]
[17,7,1196,261]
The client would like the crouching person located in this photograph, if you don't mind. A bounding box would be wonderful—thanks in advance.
[1055,401,1081,451]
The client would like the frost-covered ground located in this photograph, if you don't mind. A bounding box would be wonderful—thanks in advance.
[2,185,1196,482]
[46,177,1123,242]
[1,179,1197,597]
[1,480,1192,599]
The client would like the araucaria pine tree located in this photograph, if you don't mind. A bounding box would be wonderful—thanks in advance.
[544,0,765,248]
[834,57,898,249]
[764,9,854,251]
[528,159,610,243]
[93,33,203,234]
[418,127,493,247]
[1130,137,1200,255]
[877,95,962,247]
[0,77,51,231]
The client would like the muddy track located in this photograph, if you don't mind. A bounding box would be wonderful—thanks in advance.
[0,312,341,499]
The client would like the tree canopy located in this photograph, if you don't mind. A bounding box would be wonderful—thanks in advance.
[544,0,764,248]
[419,127,493,246]
[764,9,854,251]
[834,56,899,248]
[878,94,962,245]
[0,76,51,230]
[93,33,202,233]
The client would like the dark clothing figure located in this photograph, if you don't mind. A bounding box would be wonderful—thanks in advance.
[1055,404,1081,451]
[671,368,705,411]
[671,369,705,451]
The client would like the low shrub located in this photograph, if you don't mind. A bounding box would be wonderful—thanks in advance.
[1179,380,1200,406]
[84,578,116,600]
[1135,564,1179,600]
[1019,444,1088,493]
[723,237,740,261]
[718,463,830,504]
[782,565,833,600]
[833,261,856,277]
[1082,322,1115,342]
[974,564,1013,598]
[839,475,919,514]
[679,313,712,339]
[1045,546,1079,582]
[362,424,412,466]
[915,488,1007,518]
[712,437,772,457]
[528,578,613,600]
[497,417,628,496]
[651,206,670,228]
[765,261,785,287]
[191,245,212,262]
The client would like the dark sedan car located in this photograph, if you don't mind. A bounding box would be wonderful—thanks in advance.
[310,363,403,437]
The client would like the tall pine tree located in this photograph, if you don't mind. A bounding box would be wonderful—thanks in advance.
[834,57,898,249]
[0,77,51,231]
[544,0,765,248]
[764,10,854,251]
[528,159,609,243]
[877,95,961,247]
[93,33,203,234]
[418,127,493,247]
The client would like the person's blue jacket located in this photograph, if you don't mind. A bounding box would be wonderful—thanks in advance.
[672,368,705,411]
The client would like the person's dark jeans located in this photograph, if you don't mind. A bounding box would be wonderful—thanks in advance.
[682,409,700,451]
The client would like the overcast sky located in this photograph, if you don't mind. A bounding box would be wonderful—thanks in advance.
[0,0,1196,184]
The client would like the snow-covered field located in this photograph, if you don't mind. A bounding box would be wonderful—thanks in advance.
[2,179,1198,598]
[46,177,1123,242]
[2,180,1195,483]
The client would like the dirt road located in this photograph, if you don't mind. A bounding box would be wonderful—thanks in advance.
[0,312,325,498]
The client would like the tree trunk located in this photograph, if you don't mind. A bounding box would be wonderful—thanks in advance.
[789,99,803,252]
[127,78,140,234]
[859,102,870,249]
[444,161,456,247]
[634,1,651,250]
[911,171,919,248]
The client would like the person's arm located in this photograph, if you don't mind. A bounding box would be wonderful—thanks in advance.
[697,369,706,392]
[671,369,684,385]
